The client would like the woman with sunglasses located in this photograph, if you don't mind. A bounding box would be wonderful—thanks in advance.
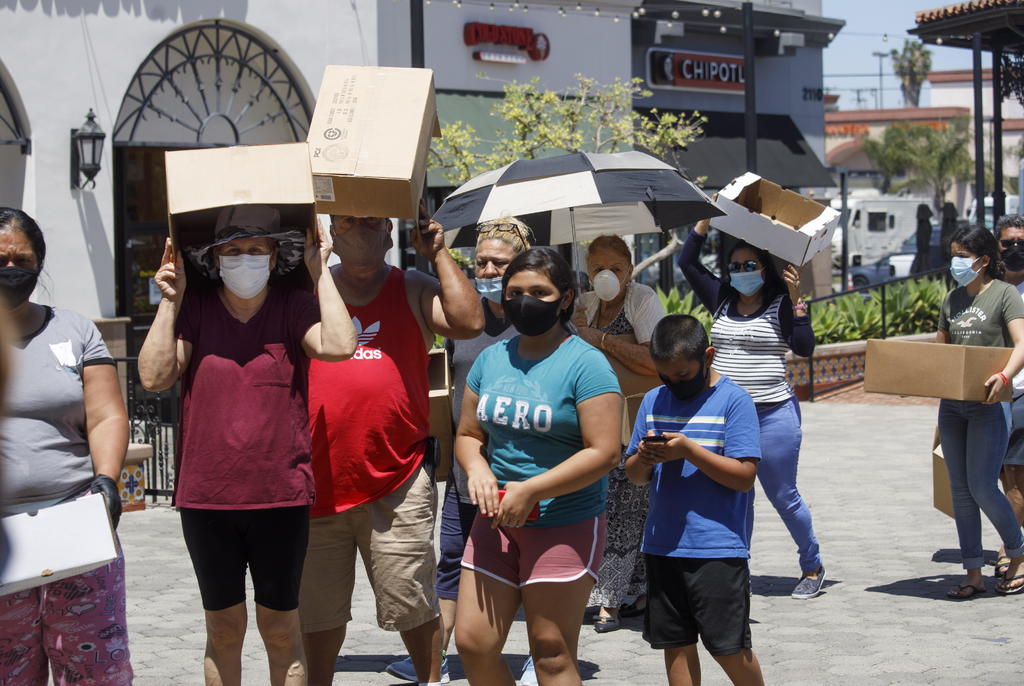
[938,226,1024,598]
[678,219,826,599]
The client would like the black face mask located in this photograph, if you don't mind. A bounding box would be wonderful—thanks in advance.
[504,294,563,337]
[0,266,39,308]
[1004,245,1024,272]
[659,363,708,402]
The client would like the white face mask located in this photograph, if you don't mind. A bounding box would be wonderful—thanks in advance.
[592,269,621,302]
[219,254,271,299]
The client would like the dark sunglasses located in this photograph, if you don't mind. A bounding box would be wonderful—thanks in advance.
[727,260,761,273]
[1001,239,1024,249]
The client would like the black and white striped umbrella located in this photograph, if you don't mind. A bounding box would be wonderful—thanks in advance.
[433,151,724,248]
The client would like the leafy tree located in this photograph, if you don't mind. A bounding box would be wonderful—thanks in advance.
[895,118,973,209]
[430,75,707,186]
[890,40,932,108]
[861,124,913,194]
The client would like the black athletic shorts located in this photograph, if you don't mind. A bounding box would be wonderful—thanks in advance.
[643,555,752,657]
[179,505,310,612]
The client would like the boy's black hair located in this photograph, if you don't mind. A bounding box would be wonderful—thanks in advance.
[650,314,709,362]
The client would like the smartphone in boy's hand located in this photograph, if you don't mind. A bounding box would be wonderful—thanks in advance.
[641,434,670,445]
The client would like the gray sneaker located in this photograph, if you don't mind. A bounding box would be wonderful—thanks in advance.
[384,652,450,683]
[791,568,826,599]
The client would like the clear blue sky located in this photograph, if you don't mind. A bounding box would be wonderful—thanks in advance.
[822,0,986,109]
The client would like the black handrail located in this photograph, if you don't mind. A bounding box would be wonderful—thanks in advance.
[804,266,951,402]
[113,356,177,501]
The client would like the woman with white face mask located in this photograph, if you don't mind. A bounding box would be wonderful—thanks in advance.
[572,235,665,633]
[678,218,827,601]
[937,226,1024,598]
[137,204,357,686]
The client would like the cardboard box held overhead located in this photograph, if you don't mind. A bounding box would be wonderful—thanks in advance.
[711,173,840,266]
[0,494,118,595]
[864,339,1012,402]
[308,66,441,219]
[165,143,316,253]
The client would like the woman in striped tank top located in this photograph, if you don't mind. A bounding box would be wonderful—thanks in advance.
[678,218,826,600]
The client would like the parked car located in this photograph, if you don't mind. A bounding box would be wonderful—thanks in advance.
[848,254,904,288]
[896,223,947,274]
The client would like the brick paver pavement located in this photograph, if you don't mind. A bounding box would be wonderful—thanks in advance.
[119,401,1022,685]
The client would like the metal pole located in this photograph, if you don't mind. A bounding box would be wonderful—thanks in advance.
[410,0,425,69]
[973,33,986,225]
[807,301,815,402]
[840,168,849,290]
[742,2,757,173]
[881,282,887,339]
[871,52,886,109]
[993,45,1006,223]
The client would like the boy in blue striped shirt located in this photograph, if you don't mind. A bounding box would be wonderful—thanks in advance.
[625,314,764,686]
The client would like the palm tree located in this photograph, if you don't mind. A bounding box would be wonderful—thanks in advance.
[890,40,932,108]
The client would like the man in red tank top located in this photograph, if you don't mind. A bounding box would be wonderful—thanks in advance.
[300,210,483,686]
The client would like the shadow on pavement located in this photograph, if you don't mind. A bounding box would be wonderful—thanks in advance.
[334,653,599,682]
[865,574,1007,600]
[751,574,840,597]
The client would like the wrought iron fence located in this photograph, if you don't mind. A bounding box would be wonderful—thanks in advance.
[803,266,952,402]
[114,357,177,501]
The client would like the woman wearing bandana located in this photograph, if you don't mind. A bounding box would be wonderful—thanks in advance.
[938,225,1024,598]
[0,208,133,685]
[678,218,826,600]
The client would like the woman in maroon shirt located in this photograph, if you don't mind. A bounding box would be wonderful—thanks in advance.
[138,205,356,686]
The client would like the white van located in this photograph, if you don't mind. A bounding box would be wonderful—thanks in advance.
[829,192,933,266]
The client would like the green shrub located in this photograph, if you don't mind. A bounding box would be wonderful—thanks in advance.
[656,276,948,345]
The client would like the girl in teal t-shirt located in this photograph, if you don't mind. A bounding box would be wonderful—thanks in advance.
[454,247,622,685]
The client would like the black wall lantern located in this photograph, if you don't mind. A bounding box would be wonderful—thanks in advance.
[70,109,105,190]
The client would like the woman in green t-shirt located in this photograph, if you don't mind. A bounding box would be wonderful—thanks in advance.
[937,226,1024,598]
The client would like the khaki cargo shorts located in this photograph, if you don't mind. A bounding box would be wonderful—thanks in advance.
[299,466,440,632]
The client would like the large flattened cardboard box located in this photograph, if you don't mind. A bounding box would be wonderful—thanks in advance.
[0,494,118,595]
[864,339,1012,402]
[165,143,316,287]
[428,347,453,482]
[308,66,441,219]
[932,428,954,519]
[711,172,840,266]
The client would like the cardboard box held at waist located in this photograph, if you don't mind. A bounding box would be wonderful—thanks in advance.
[711,173,840,266]
[165,142,316,267]
[864,339,1012,402]
[308,66,441,219]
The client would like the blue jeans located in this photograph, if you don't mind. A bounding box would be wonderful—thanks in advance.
[939,399,1024,569]
[745,397,823,572]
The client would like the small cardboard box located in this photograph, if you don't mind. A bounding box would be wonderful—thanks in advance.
[428,347,453,482]
[864,339,1012,402]
[308,66,441,219]
[711,173,840,266]
[0,494,118,595]
[164,143,316,288]
[932,429,954,519]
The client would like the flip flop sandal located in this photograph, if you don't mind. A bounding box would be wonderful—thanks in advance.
[994,556,1012,577]
[593,616,621,633]
[946,583,986,599]
[996,573,1024,595]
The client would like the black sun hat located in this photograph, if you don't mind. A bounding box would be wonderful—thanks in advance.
[185,204,305,278]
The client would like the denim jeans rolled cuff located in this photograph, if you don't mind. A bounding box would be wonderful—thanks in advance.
[748,396,822,572]
[939,399,1021,570]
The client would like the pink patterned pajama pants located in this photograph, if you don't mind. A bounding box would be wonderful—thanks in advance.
[0,553,132,685]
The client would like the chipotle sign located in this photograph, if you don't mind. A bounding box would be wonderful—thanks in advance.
[464,22,550,61]
[648,48,745,93]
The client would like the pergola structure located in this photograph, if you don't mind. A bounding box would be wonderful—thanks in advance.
[911,1,1024,223]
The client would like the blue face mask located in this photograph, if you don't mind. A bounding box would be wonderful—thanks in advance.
[476,276,503,303]
[730,269,765,296]
[950,256,981,287]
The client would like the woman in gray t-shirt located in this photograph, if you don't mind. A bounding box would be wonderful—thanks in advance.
[0,208,132,683]
[938,226,1024,598]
